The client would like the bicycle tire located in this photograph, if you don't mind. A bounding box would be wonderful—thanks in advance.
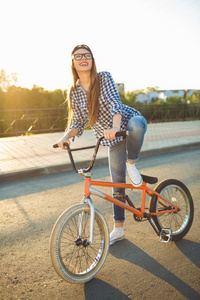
[50,204,109,283]
[149,179,194,241]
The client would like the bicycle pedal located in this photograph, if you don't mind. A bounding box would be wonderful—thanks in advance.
[160,228,172,243]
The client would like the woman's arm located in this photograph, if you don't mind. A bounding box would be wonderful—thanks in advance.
[104,113,122,140]
[113,113,122,130]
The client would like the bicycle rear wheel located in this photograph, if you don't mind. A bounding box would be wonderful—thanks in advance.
[50,204,109,283]
[149,179,194,241]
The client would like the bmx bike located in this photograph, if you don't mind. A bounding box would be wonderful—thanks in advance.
[50,131,194,283]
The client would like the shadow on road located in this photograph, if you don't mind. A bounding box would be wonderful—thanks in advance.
[106,239,200,299]
[175,239,200,268]
[84,278,130,300]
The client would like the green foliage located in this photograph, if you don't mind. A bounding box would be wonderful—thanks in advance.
[191,90,200,103]
[166,95,183,104]
[0,69,17,92]
[0,68,67,110]
[120,89,144,105]
[0,84,67,110]
[125,90,139,104]
[151,99,166,105]
[145,86,159,92]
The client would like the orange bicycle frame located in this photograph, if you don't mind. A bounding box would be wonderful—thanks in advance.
[84,177,179,219]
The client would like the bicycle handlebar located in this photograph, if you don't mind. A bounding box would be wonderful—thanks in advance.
[53,131,128,174]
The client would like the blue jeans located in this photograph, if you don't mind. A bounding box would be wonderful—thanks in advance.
[108,115,147,222]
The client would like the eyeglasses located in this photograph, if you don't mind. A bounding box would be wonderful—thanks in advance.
[72,53,93,61]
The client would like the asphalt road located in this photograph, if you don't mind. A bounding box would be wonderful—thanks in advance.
[0,148,200,299]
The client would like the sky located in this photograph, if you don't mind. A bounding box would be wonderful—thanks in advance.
[1,0,200,92]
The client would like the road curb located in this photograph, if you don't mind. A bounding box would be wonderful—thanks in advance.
[140,142,200,158]
[1,142,200,183]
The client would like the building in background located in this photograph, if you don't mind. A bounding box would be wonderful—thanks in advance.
[116,83,199,104]
[116,83,125,95]
[136,89,199,103]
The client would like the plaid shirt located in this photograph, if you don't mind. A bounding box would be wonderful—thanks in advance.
[70,71,141,146]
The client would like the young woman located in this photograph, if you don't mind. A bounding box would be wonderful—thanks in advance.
[57,44,147,245]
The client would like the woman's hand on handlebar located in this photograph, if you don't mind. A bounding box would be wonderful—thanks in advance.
[104,127,120,140]
[56,136,71,150]
[55,128,78,149]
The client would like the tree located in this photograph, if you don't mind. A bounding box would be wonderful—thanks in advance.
[192,90,200,103]
[144,86,159,93]
[125,89,144,104]
[0,69,18,92]
[166,95,182,104]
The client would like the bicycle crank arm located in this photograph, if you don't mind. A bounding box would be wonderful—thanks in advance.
[144,213,160,236]
[145,213,172,243]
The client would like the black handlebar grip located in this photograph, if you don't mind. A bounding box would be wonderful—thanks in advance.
[115,131,129,138]
[53,143,70,149]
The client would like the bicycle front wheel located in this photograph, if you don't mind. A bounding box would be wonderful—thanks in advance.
[50,204,109,283]
[149,179,194,241]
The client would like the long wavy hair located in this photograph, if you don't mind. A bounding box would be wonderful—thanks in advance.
[67,45,100,128]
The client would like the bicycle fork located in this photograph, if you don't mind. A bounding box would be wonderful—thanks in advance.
[80,196,95,245]
[79,186,107,245]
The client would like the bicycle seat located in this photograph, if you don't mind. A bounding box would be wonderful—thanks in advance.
[141,174,158,184]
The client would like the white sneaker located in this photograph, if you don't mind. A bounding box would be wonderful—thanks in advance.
[109,227,125,245]
[126,162,143,187]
